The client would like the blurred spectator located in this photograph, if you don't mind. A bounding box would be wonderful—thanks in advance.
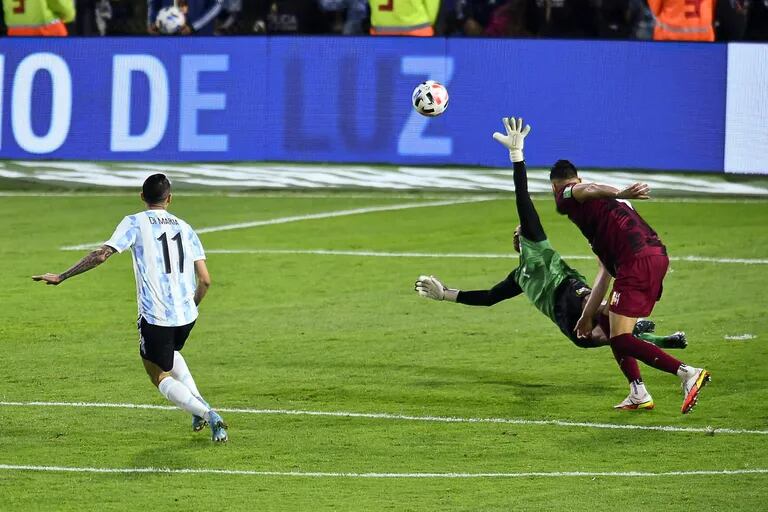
[98,0,139,34]
[627,0,654,38]
[73,0,111,34]
[455,0,504,35]
[529,0,597,37]
[216,0,240,33]
[253,0,330,33]
[4,0,75,35]
[148,0,223,34]
[368,0,439,35]
[746,0,768,38]
[318,0,369,34]
[592,0,632,37]
[2,0,760,39]
[483,0,532,35]
[716,0,749,39]
[95,0,112,33]
[646,0,716,40]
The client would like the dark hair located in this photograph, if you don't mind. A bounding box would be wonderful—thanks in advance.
[549,160,579,181]
[142,173,171,204]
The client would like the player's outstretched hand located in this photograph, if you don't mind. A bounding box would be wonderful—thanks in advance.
[574,314,593,339]
[492,117,531,163]
[32,273,63,285]
[617,182,650,200]
[415,275,446,301]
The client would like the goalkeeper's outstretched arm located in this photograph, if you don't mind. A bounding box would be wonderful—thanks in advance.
[415,274,522,306]
[492,116,545,242]
[512,161,546,243]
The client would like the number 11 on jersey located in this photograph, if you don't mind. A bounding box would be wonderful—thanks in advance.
[158,232,184,274]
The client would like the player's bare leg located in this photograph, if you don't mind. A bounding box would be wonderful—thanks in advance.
[143,358,229,441]
[609,312,710,413]
[170,351,211,432]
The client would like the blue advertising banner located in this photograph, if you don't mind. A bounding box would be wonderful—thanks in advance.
[0,37,727,171]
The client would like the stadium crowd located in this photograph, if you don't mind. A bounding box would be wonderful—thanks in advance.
[1,0,766,40]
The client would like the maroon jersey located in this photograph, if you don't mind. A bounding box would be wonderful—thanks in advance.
[555,183,666,276]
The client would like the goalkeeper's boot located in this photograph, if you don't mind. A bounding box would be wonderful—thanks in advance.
[661,332,688,350]
[614,392,655,411]
[192,397,210,432]
[209,411,229,443]
[681,368,711,414]
[633,319,656,336]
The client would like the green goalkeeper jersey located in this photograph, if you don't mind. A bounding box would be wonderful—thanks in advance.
[512,236,585,323]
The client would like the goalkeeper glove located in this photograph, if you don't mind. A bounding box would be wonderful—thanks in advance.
[492,117,531,163]
[415,275,447,301]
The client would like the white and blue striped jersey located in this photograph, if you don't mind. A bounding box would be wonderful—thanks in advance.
[105,209,205,327]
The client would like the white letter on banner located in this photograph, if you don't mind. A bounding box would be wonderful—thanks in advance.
[12,53,72,154]
[724,44,768,174]
[179,55,228,152]
[398,56,454,156]
[111,55,169,152]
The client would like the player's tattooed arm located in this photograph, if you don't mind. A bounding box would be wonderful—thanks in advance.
[32,245,116,286]
[572,182,650,203]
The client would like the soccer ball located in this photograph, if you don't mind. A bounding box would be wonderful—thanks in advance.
[156,6,186,35]
[412,81,449,117]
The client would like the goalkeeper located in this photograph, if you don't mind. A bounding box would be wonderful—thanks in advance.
[415,117,686,353]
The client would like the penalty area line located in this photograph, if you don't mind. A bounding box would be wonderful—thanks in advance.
[1,400,766,436]
[59,197,494,251]
[0,464,766,479]
[202,249,768,266]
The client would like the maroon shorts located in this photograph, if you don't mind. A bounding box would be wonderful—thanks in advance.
[609,254,669,318]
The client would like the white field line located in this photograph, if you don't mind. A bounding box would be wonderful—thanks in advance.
[1,401,766,436]
[0,191,501,200]
[1,464,766,479]
[195,198,491,234]
[60,198,492,251]
[201,249,768,265]
[1,190,766,203]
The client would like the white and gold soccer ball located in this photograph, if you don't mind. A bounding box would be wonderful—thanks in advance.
[412,81,449,117]
[156,6,186,35]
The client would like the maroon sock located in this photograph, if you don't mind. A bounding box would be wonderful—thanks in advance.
[610,333,682,375]
[600,314,644,382]
[611,346,642,382]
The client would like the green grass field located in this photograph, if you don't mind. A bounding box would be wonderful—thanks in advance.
[1,190,766,511]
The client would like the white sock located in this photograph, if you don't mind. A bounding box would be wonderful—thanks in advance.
[630,380,648,398]
[158,377,210,420]
[676,364,697,381]
[171,351,207,406]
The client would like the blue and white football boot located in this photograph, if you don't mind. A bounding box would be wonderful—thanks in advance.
[208,410,229,443]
